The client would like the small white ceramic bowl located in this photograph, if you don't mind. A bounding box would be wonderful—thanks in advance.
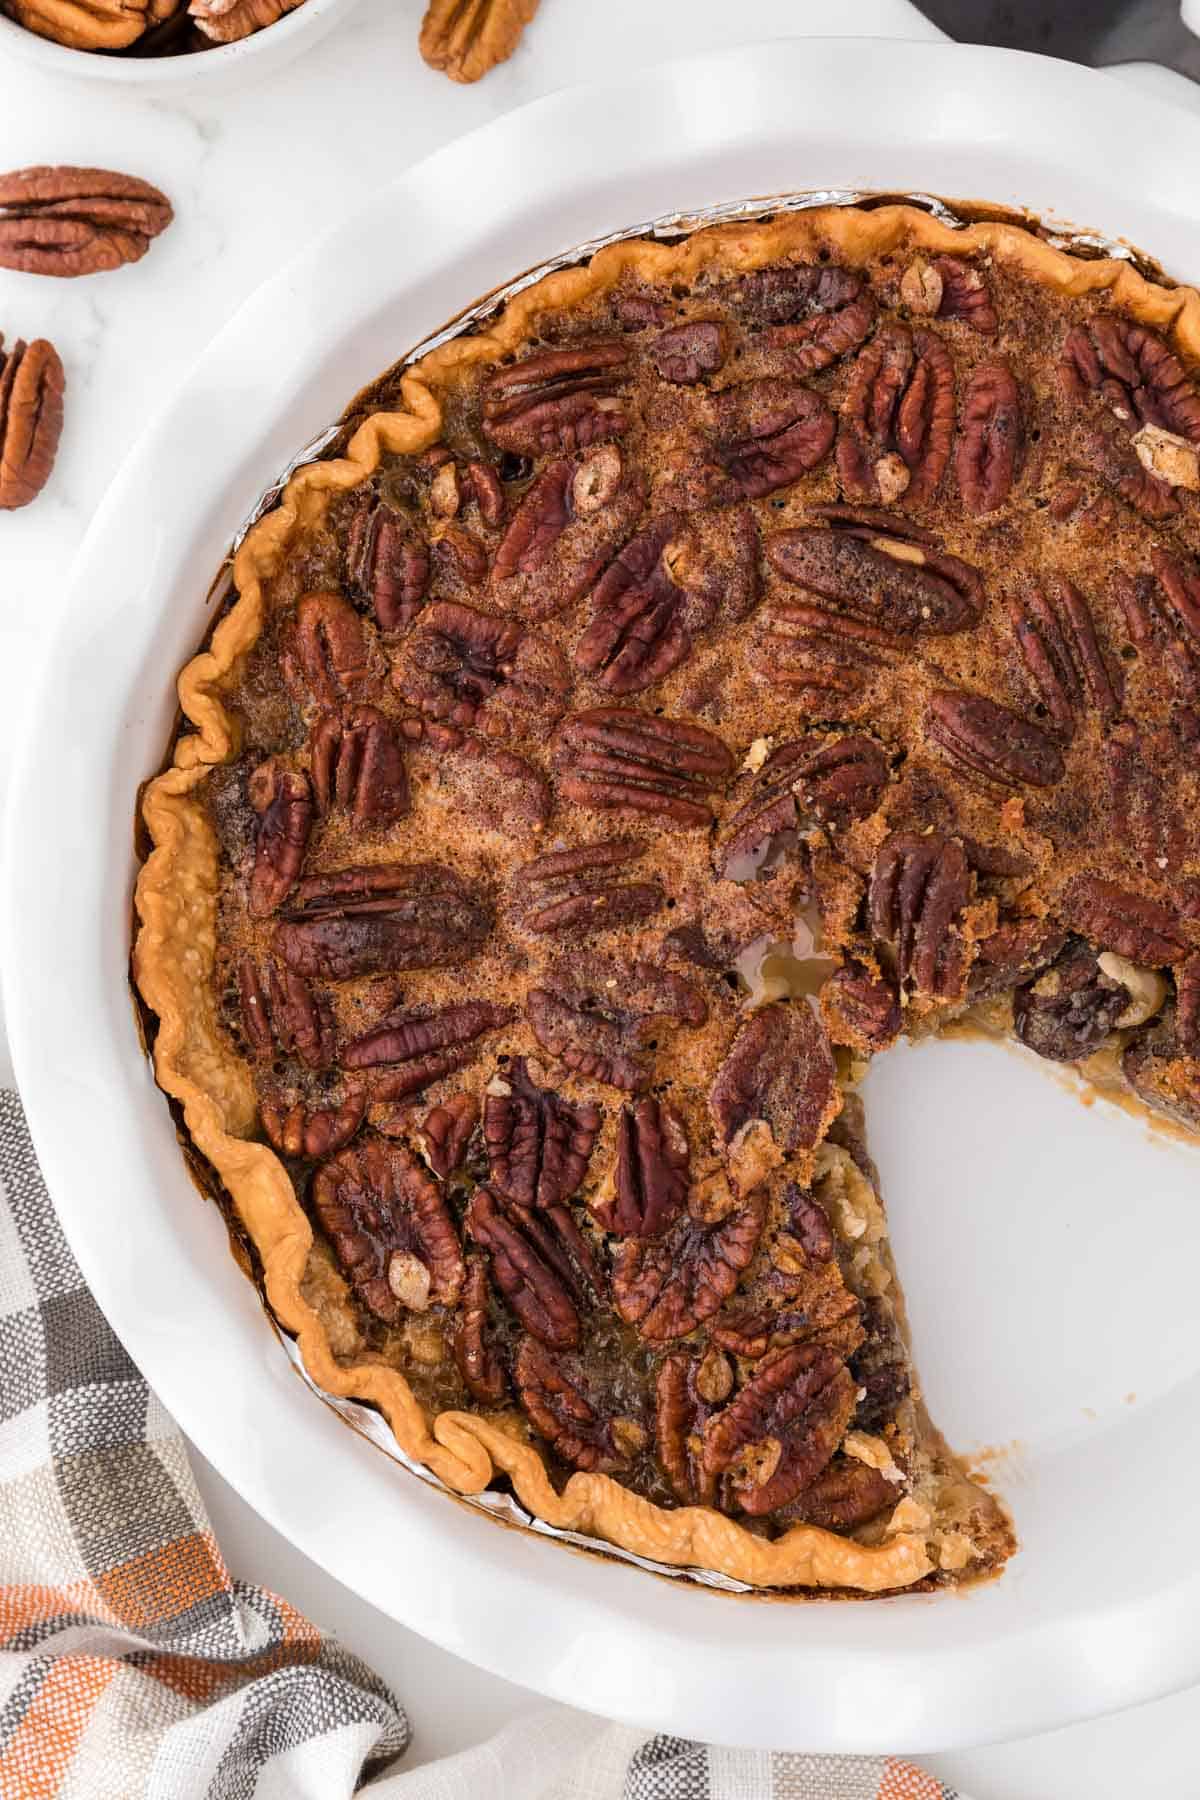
[0,0,358,91]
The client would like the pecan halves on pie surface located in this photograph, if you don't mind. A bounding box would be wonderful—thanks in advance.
[869,830,971,998]
[395,601,568,735]
[346,493,428,633]
[453,1256,505,1404]
[574,513,698,695]
[260,1088,366,1160]
[510,838,663,937]
[711,377,835,498]
[343,999,513,1100]
[420,0,540,82]
[926,689,1065,789]
[702,1342,856,1517]
[613,1187,766,1343]
[4,0,175,48]
[654,1352,717,1504]
[238,957,333,1069]
[710,1003,839,1187]
[466,1187,580,1349]
[837,323,955,505]
[513,1337,627,1473]
[591,1099,689,1237]
[1058,875,1188,965]
[934,256,999,334]
[482,341,630,456]
[955,363,1022,514]
[421,1091,479,1179]
[484,1058,601,1210]
[247,763,313,918]
[0,167,172,277]
[717,732,888,879]
[821,959,902,1053]
[276,862,491,981]
[313,1136,465,1323]
[555,706,732,826]
[281,592,377,709]
[730,262,875,376]
[1009,578,1122,738]
[766,523,981,637]
[651,321,727,385]
[526,960,706,1094]
[309,707,410,827]
[0,336,64,511]
[1061,316,1200,444]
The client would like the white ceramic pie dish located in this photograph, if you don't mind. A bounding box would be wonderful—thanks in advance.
[8,36,1200,1753]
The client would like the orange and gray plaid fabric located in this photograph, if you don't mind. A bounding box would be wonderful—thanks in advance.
[0,1087,965,1800]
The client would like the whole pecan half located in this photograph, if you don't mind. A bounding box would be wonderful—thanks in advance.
[613,1188,765,1342]
[927,689,1065,788]
[555,706,732,827]
[343,999,512,1100]
[0,336,64,511]
[281,592,377,710]
[591,1099,689,1237]
[453,1256,505,1402]
[1008,579,1121,738]
[5,0,175,48]
[260,1088,365,1161]
[1104,721,1190,875]
[419,0,540,83]
[750,602,901,709]
[702,1342,856,1516]
[490,449,643,621]
[968,918,1067,1002]
[466,1186,580,1349]
[309,706,410,827]
[247,762,313,918]
[395,600,568,736]
[513,1337,627,1473]
[654,1352,718,1504]
[510,838,663,937]
[238,956,333,1069]
[711,376,835,498]
[709,1001,839,1175]
[421,1091,479,1179]
[934,256,998,334]
[728,261,862,324]
[1113,569,1200,704]
[189,0,303,41]
[484,1057,601,1211]
[956,363,1022,514]
[651,321,727,384]
[0,167,171,277]
[717,732,888,880]
[869,829,971,998]
[1058,875,1188,964]
[346,492,428,633]
[1013,939,1131,1062]
[482,341,630,456]
[1083,419,1179,521]
[838,323,955,505]
[821,958,901,1052]
[1061,316,1200,445]
[766,523,981,637]
[313,1136,465,1322]
[779,1455,895,1531]
[527,959,706,1092]
[276,862,491,981]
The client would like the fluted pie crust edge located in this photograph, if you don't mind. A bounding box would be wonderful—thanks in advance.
[133,203,1200,1591]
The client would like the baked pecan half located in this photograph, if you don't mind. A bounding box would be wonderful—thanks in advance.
[419,0,540,83]
[654,1351,718,1504]
[711,377,835,498]
[1113,569,1200,703]
[613,1188,765,1343]
[766,523,981,636]
[968,918,1068,1002]
[0,336,64,511]
[779,1455,895,1531]
[555,706,732,826]
[1151,547,1200,651]
[260,1089,366,1161]
[1058,875,1188,964]
[343,999,513,1100]
[247,762,313,918]
[1061,316,1200,445]
[394,600,569,735]
[927,690,1065,788]
[281,592,377,709]
[821,958,901,1052]
[0,166,172,276]
[934,255,998,334]
[510,838,663,937]
[1082,420,1180,521]
[1008,578,1122,738]
[728,261,863,324]
[490,448,643,622]
[527,960,706,1093]
[703,1343,856,1516]
[484,1057,601,1210]
[1012,939,1131,1062]
[838,323,955,505]
[513,1337,627,1472]
[313,1136,465,1322]
[421,1091,479,1179]
[346,492,429,632]
[709,1001,839,1176]
[651,321,727,385]
[309,706,410,826]
[276,862,491,980]
[591,1099,689,1237]
[750,602,901,708]
[482,341,630,456]
[238,957,333,1069]
[869,830,971,998]
[453,1256,505,1403]
[466,1186,580,1349]
[956,363,1022,514]
[717,733,889,880]
[1105,721,1191,874]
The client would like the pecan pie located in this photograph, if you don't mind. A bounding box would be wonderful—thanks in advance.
[134,203,1200,1594]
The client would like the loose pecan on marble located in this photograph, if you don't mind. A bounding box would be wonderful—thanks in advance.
[838,323,955,505]
[189,0,303,41]
[238,957,333,1068]
[709,1001,839,1181]
[466,1186,580,1349]
[555,706,732,826]
[510,838,663,937]
[956,363,1022,514]
[513,1337,627,1472]
[1008,579,1121,737]
[613,1187,765,1343]
[869,829,970,998]
[590,1099,689,1238]
[313,1136,465,1322]
[0,167,172,276]
[346,492,429,632]
[703,1342,856,1516]
[247,762,313,918]
[420,0,540,82]
[0,335,64,510]
[926,689,1065,788]
[482,341,630,456]
[343,999,513,1100]
[309,706,410,826]
[276,862,491,981]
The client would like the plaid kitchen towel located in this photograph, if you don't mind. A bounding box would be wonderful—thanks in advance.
[0,1087,965,1800]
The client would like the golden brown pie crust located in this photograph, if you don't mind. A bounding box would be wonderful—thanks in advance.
[134,204,1200,1591]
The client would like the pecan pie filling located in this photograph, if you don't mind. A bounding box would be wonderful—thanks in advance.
[136,204,1200,1593]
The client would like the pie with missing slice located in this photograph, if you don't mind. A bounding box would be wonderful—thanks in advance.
[134,202,1200,1594]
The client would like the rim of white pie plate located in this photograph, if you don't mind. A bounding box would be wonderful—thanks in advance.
[8,36,1200,1754]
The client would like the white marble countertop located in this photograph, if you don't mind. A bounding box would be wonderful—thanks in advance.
[3,0,1200,1788]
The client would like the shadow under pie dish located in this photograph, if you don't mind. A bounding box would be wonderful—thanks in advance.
[133,199,1200,1596]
